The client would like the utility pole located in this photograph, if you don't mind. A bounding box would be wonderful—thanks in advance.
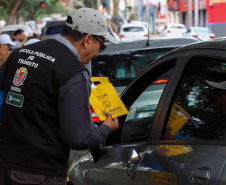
[97,0,101,10]
[146,0,150,24]
[187,0,193,28]
[194,0,199,26]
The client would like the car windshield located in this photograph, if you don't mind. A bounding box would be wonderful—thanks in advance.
[123,27,144,32]
[91,48,174,87]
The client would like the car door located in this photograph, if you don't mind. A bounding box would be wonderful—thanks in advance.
[87,51,188,185]
[88,48,226,185]
[134,48,226,185]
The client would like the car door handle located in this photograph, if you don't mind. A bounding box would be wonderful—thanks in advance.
[125,163,137,180]
[190,168,210,185]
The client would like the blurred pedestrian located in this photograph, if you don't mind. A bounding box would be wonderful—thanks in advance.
[27,28,41,41]
[12,29,25,49]
[0,7,119,185]
[106,14,118,35]
[33,28,41,39]
[0,34,15,66]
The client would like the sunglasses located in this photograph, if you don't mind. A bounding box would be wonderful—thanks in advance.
[92,35,107,52]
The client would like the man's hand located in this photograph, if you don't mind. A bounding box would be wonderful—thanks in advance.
[102,112,119,132]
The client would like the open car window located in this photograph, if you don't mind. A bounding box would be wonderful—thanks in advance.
[121,62,175,143]
[164,57,226,140]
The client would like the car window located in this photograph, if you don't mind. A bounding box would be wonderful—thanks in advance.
[92,48,174,88]
[123,26,144,32]
[170,25,185,29]
[45,26,63,35]
[194,28,210,33]
[125,70,172,122]
[121,61,175,143]
[164,57,226,140]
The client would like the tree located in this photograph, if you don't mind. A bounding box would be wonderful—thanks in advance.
[0,0,66,25]
[113,0,119,18]
[83,0,105,9]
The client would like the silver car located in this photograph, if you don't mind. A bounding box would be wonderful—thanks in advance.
[183,27,215,41]
[160,23,187,38]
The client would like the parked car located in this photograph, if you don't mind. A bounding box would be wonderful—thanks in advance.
[183,26,215,40]
[68,37,226,185]
[40,20,65,40]
[130,21,151,30]
[160,23,187,37]
[1,24,33,37]
[118,23,149,41]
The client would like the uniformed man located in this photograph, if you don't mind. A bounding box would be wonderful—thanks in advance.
[0,8,119,185]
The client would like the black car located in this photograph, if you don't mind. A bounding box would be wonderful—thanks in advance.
[89,37,199,122]
[68,37,226,185]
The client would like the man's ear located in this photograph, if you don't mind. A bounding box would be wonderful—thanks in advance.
[83,34,92,48]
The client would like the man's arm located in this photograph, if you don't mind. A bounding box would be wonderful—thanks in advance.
[58,70,118,150]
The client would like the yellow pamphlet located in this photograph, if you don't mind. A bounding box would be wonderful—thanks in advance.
[160,145,193,156]
[167,103,191,136]
[90,77,129,121]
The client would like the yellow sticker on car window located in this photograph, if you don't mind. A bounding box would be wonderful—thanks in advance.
[90,77,129,121]
[167,103,191,136]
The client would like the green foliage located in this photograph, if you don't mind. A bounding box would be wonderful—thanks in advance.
[0,0,11,20]
[0,0,67,22]
[20,0,67,20]
[0,6,7,20]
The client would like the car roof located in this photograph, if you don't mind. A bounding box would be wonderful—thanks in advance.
[1,24,30,31]
[167,23,186,26]
[163,37,226,55]
[100,37,200,54]
[130,21,150,26]
[1,24,32,37]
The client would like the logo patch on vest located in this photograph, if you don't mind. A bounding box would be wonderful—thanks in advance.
[6,91,24,107]
[13,67,28,87]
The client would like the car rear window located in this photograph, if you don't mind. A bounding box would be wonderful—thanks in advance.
[45,26,63,35]
[123,27,144,32]
[194,28,210,33]
[170,26,185,29]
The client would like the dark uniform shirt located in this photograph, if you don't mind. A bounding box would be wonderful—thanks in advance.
[0,35,111,176]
